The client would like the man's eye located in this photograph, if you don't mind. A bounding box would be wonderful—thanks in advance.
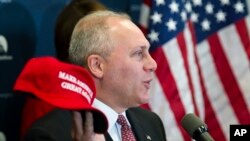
[135,51,143,57]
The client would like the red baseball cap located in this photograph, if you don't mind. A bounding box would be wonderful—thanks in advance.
[13,56,108,133]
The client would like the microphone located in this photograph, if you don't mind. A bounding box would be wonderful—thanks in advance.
[181,113,214,141]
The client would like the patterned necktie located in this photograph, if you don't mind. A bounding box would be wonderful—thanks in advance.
[117,115,136,141]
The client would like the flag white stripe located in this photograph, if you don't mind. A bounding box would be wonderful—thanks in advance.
[139,4,149,28]
[218,25,250,111]
[184,24,205,120]
[163,38,194,113]
[246,16,250,34]
[196,41,238,140]
[247,1,250,33]
[149,74,184,141]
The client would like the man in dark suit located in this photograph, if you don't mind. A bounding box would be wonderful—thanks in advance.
[13,57,108,141]
[23,108,107,141]
[68,10,167,141]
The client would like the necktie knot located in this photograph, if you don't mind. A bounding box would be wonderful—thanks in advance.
[117,115,129,128]
[117,115,136,141]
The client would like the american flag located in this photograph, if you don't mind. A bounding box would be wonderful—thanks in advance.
[139,0,250,140]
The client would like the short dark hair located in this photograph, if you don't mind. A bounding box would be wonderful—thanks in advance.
[54,0,106,62]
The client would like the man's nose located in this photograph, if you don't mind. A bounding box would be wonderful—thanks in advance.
[144,54,157,72]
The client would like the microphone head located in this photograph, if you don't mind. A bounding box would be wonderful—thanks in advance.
[181,113,206,136]
[181,113,214,141]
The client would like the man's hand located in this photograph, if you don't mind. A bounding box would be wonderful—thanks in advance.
[71,111,105,141]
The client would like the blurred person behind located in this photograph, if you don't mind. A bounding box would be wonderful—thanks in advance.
[54,0,106,62]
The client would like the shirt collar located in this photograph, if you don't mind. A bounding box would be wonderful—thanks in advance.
[93,98,119,132]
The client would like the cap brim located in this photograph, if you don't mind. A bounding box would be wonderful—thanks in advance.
[80,109,108,134]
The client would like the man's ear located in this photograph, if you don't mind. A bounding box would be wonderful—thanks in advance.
[87,54,104,78]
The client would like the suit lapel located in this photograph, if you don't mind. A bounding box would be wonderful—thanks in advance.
[126,110,151,141]
[104,109,153,141]
[104,133,113,141]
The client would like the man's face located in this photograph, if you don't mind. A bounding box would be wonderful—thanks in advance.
[102,18,157,109]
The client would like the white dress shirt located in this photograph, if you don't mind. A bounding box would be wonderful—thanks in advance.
[93,99,131,141]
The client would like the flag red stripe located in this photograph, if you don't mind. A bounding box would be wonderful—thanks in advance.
[203,91,227,141]
[141,103,151,110]
[142,0,152,7]
[151,47,191,141]
[235,19,250,61]
[176,32,199,116]
[187,22,227,140]
[208,35,250,124]
[138,25,148,36]
[194,48,227,141]
[187,22,197,50]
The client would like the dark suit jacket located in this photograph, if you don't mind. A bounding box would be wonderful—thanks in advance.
[23,109,73,141]
[23,107,167,141]
[104,107,167,141]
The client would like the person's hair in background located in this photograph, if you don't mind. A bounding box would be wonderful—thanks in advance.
[54,0,106,62]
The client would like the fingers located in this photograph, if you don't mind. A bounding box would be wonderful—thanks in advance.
[72,111,102,141]
[84,112,106,141]
[71,111,83,141]
[83,111,94,134]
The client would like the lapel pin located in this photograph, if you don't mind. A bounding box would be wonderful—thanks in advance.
[146,134,151,140]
